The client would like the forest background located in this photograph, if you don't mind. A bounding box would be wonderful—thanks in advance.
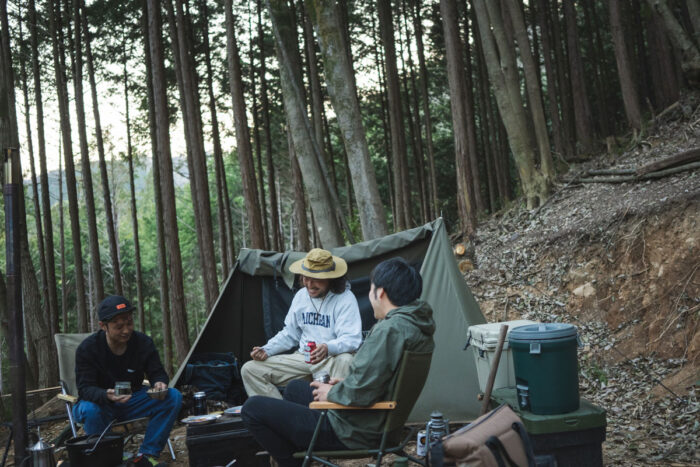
[0,0,699,406]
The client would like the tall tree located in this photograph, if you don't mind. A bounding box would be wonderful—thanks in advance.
[646,4,680,109]
[121,41,145,331]
[535,0,565,158]
[2,0,58,392]
[549,0,575,157]
[59,154,67,330]
[398,6,428,222]
[267,0,346,247]
[168,0,219,310]
[503,0,554,182]
[609,0,642,131]
[377,0,411,231]
[199,0,233,273]
[289,129,311,251]
[81,0,123,295]
[472,0,549,208]
[146,0,190,363]
[411,0,438,219]
[28,0,59,335]
[48,0,89,332]
[440,0,477,234]
[647,0,700,81]
[72,0,105,305]
[249,9,269,249]
[225,0,266,250]
[142,0,172,371]
[563,0,596,153]
[19,20,50,333]
[305,0,389,240]
[258,0,282,251]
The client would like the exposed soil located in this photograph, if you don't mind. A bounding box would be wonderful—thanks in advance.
[466,93,700,466]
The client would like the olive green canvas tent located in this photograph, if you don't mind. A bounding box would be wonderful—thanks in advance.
[172,218,486,422]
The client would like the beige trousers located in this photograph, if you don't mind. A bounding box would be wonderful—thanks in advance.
[241,352,354,399]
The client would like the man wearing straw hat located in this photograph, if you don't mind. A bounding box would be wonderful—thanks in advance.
[241,248,362,399]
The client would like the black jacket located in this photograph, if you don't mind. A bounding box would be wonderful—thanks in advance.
[75,330,169,404]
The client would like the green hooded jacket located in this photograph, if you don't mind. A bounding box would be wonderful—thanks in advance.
[326,300,435,449]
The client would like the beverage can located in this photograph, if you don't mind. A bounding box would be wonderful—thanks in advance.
[313,370,330,384]
[304,341,317,363]
[193,391,208,416]
[416,430,427,457]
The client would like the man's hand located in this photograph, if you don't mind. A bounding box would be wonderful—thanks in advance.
[310,343,328,364]
[106,388,131,404]
[250,346,268,361]
[310,381,333,401]
[328,377,343,385]
[153,381,168,391]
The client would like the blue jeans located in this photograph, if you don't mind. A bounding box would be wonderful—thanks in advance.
[242,380,347,467]
[73,387,183,457]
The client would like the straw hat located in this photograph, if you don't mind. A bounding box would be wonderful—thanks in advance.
[289,248,348,279]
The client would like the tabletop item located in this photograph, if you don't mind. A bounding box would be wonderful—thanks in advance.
[193,391,208,415]
[223,406,243,416]
[181,414,219,425]
[313,370,330,384]
[114,381,131,396]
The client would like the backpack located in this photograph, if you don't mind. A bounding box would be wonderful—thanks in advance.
[430,404,536,467]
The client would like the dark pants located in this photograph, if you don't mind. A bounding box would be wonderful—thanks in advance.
[241,379,347,467]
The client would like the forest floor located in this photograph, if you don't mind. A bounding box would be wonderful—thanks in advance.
[2,96,699,466]
[466,92,700,466]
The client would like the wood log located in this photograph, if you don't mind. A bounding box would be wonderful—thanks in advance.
[570,161,700,184]
[0,386,60,400]
[587,168,635,176]
[454,244,466,256]
[480,324,509,415]
[25,395,67,419]
[636,148,700,176]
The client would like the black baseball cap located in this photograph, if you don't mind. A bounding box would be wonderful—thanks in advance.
[98,295,135,322]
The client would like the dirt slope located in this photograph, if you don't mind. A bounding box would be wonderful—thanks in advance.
[466,96,699,465]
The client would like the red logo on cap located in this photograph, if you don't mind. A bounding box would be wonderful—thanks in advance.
[117,303,126,309]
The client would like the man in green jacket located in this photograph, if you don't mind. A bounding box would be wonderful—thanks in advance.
[241,257,435,467]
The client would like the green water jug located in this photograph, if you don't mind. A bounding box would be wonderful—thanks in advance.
[509,323,579,415]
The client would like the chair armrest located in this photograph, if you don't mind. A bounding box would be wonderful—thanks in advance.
[57,394,78,404]
[309,401,396,410]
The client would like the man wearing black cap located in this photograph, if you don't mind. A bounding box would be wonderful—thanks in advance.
[73,295,182,466]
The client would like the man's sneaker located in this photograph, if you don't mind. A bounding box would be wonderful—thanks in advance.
[128,454,166,466]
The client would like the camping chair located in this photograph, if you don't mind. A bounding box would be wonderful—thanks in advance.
[54,333,176,460]
[294,350,433,467]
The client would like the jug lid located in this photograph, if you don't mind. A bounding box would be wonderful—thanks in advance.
[509,322,577,342]
[29,438,53,452]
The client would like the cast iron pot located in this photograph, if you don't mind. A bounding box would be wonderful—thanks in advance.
[65,433,124,467]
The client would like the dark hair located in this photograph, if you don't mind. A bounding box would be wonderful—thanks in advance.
[370,257,422,306]
[295,275,348,295]
[329,275,348,294]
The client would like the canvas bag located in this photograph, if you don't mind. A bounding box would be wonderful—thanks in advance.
[436,404,536,467]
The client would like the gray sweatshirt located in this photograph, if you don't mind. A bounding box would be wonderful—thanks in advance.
[262,285,362,356]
